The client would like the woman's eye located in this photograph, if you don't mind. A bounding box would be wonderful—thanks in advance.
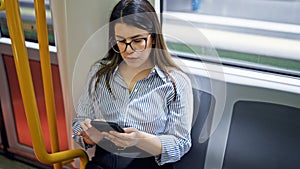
[133,39,143,43]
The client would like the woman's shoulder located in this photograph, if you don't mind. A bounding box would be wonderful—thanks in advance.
[88,61,103,74]
[169,69,191,83]
[168,68,192,91]
[85,61,104,81]
[91,61,102,70]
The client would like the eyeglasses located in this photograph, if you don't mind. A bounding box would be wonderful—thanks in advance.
[111,34,151,53]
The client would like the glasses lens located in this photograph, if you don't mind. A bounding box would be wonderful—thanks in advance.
[110,39,120,53]
[111,36,148,53]
[117,42,127,53]
[131,39,147,52]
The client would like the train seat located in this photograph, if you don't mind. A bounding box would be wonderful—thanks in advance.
[174,89,216,169]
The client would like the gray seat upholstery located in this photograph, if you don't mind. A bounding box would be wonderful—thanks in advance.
[223,101,300,169]
[174,89,215,169]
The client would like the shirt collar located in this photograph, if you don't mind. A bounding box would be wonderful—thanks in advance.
[112,65,168,83]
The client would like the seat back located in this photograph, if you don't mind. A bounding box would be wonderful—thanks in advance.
[174,89,216,169]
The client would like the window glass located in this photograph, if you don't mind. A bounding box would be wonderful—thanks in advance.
[163,0,300,75]
[0,0,55,46]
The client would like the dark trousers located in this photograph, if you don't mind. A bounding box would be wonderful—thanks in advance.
[86,145,174,169]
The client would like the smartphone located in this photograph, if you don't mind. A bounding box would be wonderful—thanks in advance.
[91,121,124,133]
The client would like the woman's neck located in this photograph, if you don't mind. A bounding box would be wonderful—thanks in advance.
[119,61,154,92]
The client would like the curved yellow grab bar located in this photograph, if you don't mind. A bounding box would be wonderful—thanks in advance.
[4,0,88,168]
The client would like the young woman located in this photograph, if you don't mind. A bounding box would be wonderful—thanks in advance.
[72,0,193,168]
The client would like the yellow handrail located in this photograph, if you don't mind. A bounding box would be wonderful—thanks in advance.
[4,0,88,168]
[33,0,61,168]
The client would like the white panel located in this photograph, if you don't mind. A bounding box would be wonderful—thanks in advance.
[50,0,119,161]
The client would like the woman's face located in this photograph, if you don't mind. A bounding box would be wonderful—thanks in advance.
[114,23,154,69]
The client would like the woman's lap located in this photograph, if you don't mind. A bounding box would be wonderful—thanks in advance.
[86,145,174,169]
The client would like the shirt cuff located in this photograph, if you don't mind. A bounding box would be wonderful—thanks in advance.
[155,135,181,165]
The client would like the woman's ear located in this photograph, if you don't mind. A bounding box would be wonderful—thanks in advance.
[150,33,156,49]
[151,33,156,44]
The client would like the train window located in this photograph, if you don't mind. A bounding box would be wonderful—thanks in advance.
[162,0,300,76]
[0,0,55,46]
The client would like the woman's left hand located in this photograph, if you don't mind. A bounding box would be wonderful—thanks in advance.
[102,127,143,148]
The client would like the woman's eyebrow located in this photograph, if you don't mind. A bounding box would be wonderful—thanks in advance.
[115,34,147,39]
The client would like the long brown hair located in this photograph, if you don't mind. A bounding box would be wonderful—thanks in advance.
[90,0,181,100]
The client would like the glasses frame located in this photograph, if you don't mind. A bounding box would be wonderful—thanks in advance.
[111,34,151,53]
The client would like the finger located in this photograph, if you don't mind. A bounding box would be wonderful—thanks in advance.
[104,132,127,147]
[84,118,92,128]
[77,131,83,136]
[112,128,140,140]
[94,118,106,122]
[101,132,113,140]
[80,121,89,131]
[101,132,111,141]
[109,131,128,140]
[83,136,96,145]
[78,131,88,138]
[123,127,137,133]
[78,131,95,144]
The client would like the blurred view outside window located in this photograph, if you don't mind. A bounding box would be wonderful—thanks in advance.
[0,0,55,45]
[163,0,300,75]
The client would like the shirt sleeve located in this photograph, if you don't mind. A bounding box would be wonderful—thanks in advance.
[156,71,194,165]
[72,63,101,149]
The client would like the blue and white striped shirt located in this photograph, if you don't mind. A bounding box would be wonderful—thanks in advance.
[72,62,193,165]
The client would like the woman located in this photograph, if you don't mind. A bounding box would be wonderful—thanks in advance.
[72,0,193,168]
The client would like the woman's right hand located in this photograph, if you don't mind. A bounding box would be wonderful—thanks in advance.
[77,130,97,145]
[79,118,105,145]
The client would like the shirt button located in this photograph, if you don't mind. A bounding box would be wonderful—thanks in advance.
[134,89,138,93]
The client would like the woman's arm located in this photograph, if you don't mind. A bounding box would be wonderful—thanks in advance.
[72,63,102,148]
[156,71,194,164]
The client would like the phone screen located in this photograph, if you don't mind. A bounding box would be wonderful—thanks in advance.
[91,121,124,133]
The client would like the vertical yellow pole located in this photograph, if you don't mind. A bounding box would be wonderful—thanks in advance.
[5,0,49,161]
[33,0,61,168]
